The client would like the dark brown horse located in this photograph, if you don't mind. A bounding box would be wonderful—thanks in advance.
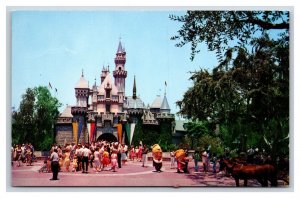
[224,159,277,187]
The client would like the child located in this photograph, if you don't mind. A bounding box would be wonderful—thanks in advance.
[72,156,78,172]
[64,149,71,172]
[58,154,64,172]
[102,147,110,170]
[38,160,48,173]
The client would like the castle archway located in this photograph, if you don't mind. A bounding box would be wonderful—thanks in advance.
[97,133,118,142]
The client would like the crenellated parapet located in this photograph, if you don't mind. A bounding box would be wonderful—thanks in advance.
[156,112,175,120]
[57,117,72,124]
[113,69,127,78]
[71,106,88,115]
[114,57,126,65]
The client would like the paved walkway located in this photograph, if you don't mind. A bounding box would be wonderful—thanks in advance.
[10,160,288,187]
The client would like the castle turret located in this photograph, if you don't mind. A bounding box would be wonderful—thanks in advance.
[113,40,127,108]
[92,78,98,111]
[74,70,89,108]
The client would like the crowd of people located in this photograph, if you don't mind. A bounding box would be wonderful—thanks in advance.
[11,143,35,167]
[46,141,152,176]
[12,141,288,181]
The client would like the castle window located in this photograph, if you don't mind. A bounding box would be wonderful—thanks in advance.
[106,90,110,98]
[106,104,110,113]
[119,67,121,71]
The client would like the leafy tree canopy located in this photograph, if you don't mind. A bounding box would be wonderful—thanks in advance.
[12,86,62,150]
[170,11,289,158]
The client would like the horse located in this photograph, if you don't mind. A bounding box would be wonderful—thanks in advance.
[223,159,277,187]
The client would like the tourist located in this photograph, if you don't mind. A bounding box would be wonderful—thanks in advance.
[206,146,211,172]
[124,144,128,158]
[21,144,26,163]
[193,150,200,172]
[99,143,104,170]
[58,152,64,172]
[170,150,176,169]
[15,144,22,167]
[93,147,101,172]
[111,142,119,172]
[138,144,143,162]
[71,156,78,172]
[135,146,139,161]
[64,148,71,172]
[211,154,217,173]
[117,143,122,168]
[25,145,33,166]
[50,148,59,180]
[129,145,135,161]
[102,146,110,170]
[201,148,208,173]
[82,144,91,173]
[142,144,149,167]
[121,143,127,165]
[75,144,82,171]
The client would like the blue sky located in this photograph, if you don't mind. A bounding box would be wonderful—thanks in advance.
[12,10,218,116]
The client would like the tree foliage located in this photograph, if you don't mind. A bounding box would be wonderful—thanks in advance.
[12,86,62,150]
[170,11,289,159]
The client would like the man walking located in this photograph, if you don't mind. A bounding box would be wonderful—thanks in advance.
[50,149,59,180]
[142,144,149,167]
[81,144,91,173]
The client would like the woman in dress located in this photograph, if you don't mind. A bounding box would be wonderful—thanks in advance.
[111,142,118,172]
[121,144,127,165]
[129,145,135,161]
[72,156,78,172]
[138,144,143,162]
[64,148,71,172]
[93,147,101,172]
[102,146,110,170]
[15,144,22,167]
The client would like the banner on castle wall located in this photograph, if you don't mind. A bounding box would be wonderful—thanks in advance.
[72,121,78,145]
[125,124,131,145]
[78,117,84,142]
[130,123,136,146]
[87,123,91,142]
[90,122,96,141]
[117,124,122,143]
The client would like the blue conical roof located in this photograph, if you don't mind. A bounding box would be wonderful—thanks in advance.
[117,41,124,53]
[161,94,170,112]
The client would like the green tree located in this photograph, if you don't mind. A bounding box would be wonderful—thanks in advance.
[12,86,62,150]
[170,11,289,160]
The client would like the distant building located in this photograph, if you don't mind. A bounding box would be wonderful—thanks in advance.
[55,41,175,146]
[172,120,188,145]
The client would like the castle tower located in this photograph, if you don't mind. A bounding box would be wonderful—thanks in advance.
[133,75,137,100]
[72,70,89,144]
[113,40,127,108]
[101,65,109,84]
[75,70,89,107]
[92,78,98,111]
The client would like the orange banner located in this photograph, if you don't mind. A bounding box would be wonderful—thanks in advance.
[72,121,78,145]
[117,124,122,143]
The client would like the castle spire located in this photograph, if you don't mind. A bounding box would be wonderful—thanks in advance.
[133,75,137,100]
[117,39,123,54]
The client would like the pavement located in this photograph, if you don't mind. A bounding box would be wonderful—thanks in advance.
[10,159,288,187]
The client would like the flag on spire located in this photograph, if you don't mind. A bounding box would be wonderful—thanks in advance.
[49,82,52,89]
[165,81,167,86]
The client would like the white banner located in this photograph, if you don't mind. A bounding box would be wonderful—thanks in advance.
[130,123,136,145]
[87,123,91,142]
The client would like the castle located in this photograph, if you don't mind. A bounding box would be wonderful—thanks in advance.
[55,41,175,146]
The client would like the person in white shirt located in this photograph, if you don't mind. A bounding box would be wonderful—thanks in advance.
[81,144,91,173]
[75,144,82,171]
[50,149,59,180]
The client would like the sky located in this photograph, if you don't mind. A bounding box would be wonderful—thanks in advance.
[12,10,218,116]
